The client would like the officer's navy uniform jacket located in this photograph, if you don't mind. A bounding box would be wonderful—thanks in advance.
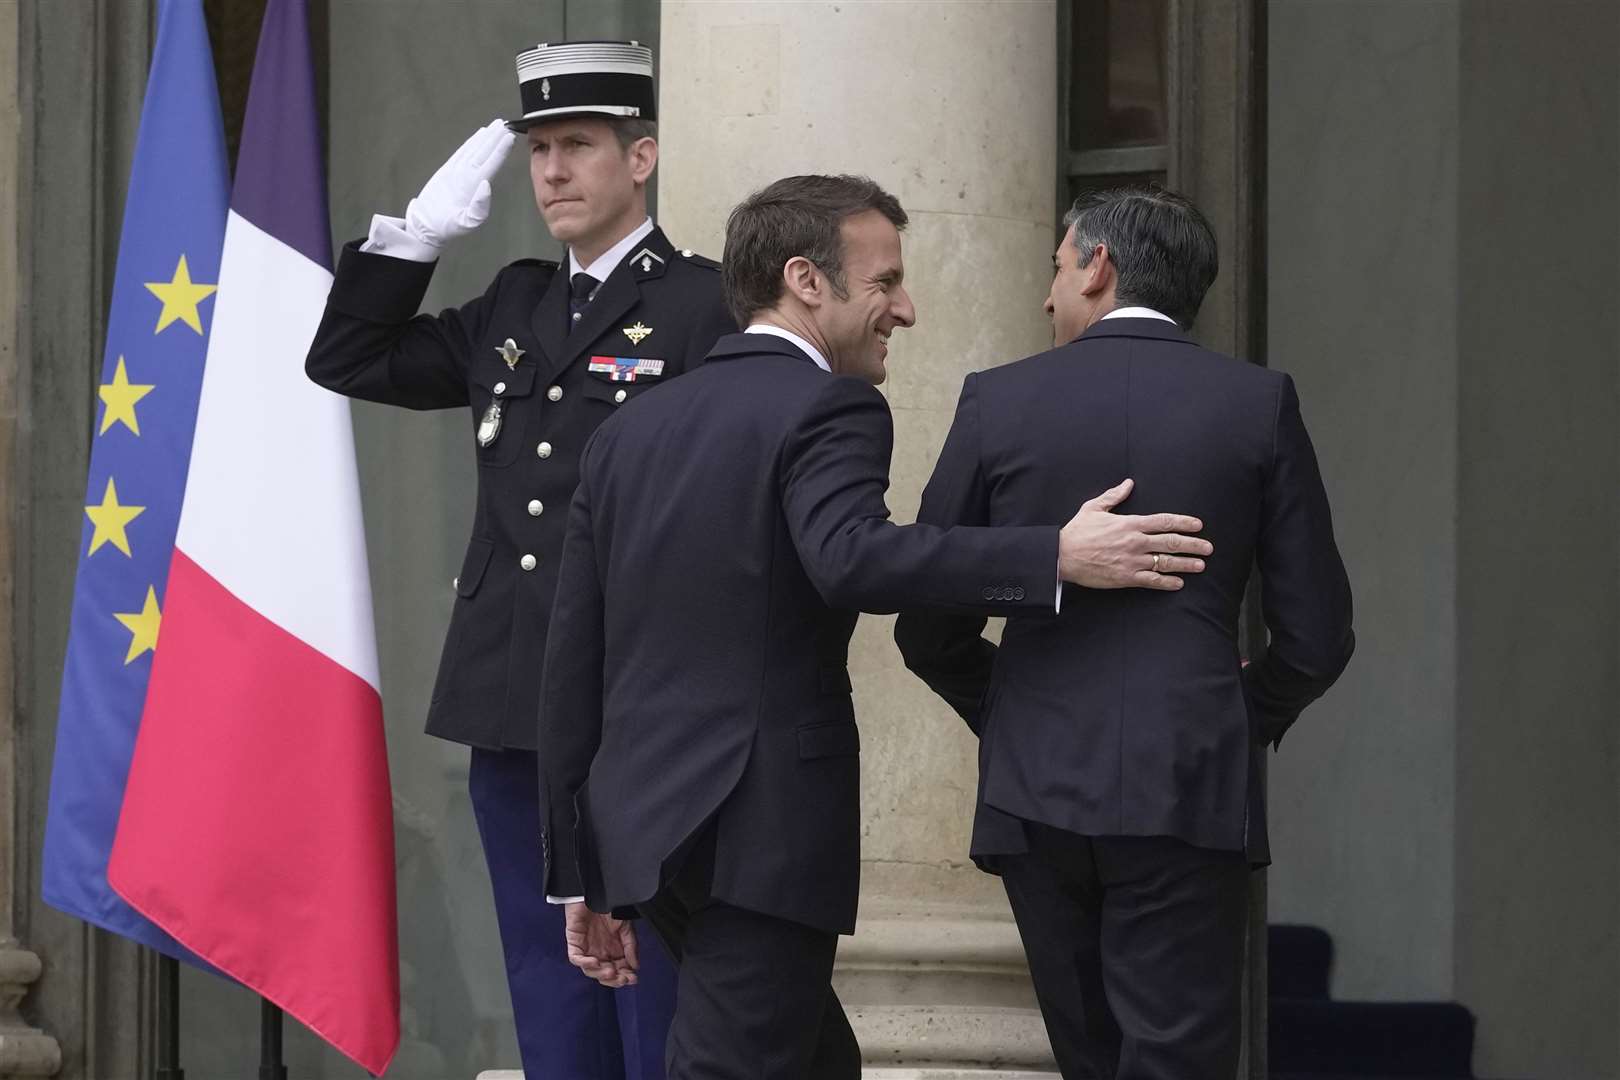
[539,332,1065,936]
[895,317,1355,866]
[306,226,733,750]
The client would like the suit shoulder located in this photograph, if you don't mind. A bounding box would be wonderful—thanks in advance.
[496,256,560,280]
[671,247,722,272]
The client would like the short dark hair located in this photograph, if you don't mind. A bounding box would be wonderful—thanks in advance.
[722,174,908,327]
[608,117,657,150]
[1064,186,1218,329]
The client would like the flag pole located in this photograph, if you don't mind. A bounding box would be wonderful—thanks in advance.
[154,953,184,1080]
[258,998,288,1080]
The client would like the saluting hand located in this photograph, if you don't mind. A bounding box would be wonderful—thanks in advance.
[402,118,516,253]
[1058,478,1213,591]
[564,901,640,989]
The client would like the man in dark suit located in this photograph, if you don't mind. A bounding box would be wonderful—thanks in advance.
[539,175,1218,1079]
[894,187,1355,1079]
[305,41,731,1080]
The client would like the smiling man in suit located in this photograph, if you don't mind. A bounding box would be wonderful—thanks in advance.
[894,187,1355,1079]
[538,175,1219,1079]
[305,40,732,1080]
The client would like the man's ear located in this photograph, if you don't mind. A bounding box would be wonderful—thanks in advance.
[1081,244,1112,298]
[627,137,658,186]
[781,256,821,308]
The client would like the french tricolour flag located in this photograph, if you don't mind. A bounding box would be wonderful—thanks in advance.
[107,0,400,1074]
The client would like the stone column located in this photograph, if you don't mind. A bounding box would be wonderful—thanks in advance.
[660,3,1058,1071]
[0,0,61,1074]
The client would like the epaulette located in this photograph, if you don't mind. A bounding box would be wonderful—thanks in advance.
[676,248,722,271]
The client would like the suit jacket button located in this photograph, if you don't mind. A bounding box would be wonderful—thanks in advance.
[528,500,544,517]
[493,381,507,396]
[547,385,563,402]
[537,441,553,458]
[614,389,628,404]
[982,586,995,600]
[1013,587,1026,601]
[520,554,537,571]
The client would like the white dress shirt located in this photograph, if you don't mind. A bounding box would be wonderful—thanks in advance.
[744,323,832,372]
[1101,306,1177,325]
[569,217,655,284]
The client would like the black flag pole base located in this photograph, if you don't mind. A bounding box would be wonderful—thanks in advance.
[259,997,289,1080]
[154,953,184,1080]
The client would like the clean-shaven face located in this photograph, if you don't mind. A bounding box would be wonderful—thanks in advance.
[816,210,917,385]
[1045,223,1093,346]
[528,117,642,253]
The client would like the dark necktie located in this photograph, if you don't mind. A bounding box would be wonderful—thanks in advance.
[569,272,599,331]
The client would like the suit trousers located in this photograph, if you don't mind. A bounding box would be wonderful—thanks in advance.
[469,747,678,1079]
[998,823,1248,1080]
[635,828,862,1080]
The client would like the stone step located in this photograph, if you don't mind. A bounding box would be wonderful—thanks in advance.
[851,1004,1058,1071]
[834,905,1040,1011]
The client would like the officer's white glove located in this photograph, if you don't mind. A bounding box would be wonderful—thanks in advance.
[362,119,515,262]
[405,118,516,248]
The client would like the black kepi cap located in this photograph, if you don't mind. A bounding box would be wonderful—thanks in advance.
[508,40,657,132]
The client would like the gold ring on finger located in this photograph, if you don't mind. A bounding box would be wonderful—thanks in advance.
[1152,553,1162,572]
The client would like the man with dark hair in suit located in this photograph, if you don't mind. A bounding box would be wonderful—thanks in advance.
[538,174,1218,1079]
[895,186,1355,1079]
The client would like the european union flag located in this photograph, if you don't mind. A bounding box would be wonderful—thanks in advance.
[41,0,228,960]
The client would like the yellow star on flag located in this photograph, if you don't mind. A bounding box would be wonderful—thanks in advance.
[144,254,217,335]
[84,477,146,557]
[98,356,155,436]
[114,585,162,664]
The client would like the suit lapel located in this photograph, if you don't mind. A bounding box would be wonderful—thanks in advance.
[530,263,574,374]
[533,226,677,382]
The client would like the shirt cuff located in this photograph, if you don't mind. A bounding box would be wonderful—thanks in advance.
[546,895,585,905]
[360,213,441,263]
[1054,557,1063,614]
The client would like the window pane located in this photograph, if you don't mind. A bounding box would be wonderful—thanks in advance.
[1068,0,1169,151]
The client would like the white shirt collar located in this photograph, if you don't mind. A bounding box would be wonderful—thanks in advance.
[745,324,831,373]
[1101,306,1177,325]
[568,217,656,283]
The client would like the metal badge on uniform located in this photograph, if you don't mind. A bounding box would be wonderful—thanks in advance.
[497,338,525,370]
[622,321,653,346]
[477,400,504,447]
[588,355,664,382]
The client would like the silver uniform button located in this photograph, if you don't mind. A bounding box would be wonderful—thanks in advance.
[547,385,563,402]
[452,576,460,590]
[527,499,544,517]
[537,441,553,458]
[571,311,582,321]
[614,389,628,404]
[520,554,537,571]
[493,381,507,395]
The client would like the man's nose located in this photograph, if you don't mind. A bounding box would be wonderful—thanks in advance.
[1043,290,1055,317]
[541,151,568,182]
[892,287,917,328]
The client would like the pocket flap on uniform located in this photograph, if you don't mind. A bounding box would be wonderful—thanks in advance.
[471,356,537,398]
[797,721,860,759]
[456,538,494,598]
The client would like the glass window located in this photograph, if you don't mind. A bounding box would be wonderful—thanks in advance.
[1067,0,1169,152]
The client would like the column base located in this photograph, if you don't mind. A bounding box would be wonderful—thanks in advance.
[0,940,62,1077]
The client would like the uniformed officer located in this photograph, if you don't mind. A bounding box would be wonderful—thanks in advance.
[305,40,733,1080]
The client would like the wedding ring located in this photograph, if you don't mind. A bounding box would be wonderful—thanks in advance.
[1152,553,1162,572]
